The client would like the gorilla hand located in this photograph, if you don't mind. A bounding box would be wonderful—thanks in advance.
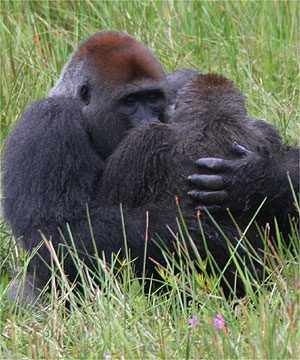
[188,142,268,214]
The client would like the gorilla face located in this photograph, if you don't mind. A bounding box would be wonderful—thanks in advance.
[117,89,166,127]
[82,81,167,160]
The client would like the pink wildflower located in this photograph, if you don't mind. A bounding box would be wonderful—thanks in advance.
[189,315,199,327]
[214,314,225,329]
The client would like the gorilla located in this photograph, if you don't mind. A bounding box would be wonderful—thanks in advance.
[2,32,220,302]
[149,70,300,220]
[2,30,167,242]
[2,32,298,302]
[99,73,299,293]
[103,72,299,220]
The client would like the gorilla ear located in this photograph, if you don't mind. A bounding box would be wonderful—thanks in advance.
[79,84,90,105]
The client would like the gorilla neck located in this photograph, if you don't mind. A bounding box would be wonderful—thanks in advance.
[86,130,108,161]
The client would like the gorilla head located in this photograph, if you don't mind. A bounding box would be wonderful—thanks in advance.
[50,30,167,158]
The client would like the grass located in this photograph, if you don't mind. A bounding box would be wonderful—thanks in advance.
[0,1,299,358]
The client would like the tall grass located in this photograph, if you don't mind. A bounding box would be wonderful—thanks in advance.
[1,1,299,358]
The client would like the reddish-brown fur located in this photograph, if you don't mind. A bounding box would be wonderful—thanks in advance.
[74,31,164,86]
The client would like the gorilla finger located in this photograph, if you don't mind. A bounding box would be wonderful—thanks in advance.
[188,174,224,190]
[195,205,224,214]
[194,158,231,171]
[232,142,252,157]
[188,190,227,204]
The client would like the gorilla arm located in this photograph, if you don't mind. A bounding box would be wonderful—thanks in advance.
[2,97,103,238]
[188,142,299,221]
[166,70,299,220]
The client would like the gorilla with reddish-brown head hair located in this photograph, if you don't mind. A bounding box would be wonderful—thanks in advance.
[2,31,167,240]
[2,31,298,303]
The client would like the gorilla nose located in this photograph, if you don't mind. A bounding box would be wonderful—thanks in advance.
[140,117,160,125]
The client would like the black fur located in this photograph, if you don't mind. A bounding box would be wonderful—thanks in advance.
[2,98,103,238]
[2,31,166,241]
[99,73,299,293]
[2,31,167,304]
[2,56,298,301]
[102,74,299,221]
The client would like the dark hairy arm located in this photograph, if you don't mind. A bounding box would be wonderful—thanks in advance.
[2,97,104,236]
[188,142,299,219]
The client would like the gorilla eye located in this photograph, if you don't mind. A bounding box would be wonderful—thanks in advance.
[80,84,90,105]
[123,95,137,106]
[148,92,161,102]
